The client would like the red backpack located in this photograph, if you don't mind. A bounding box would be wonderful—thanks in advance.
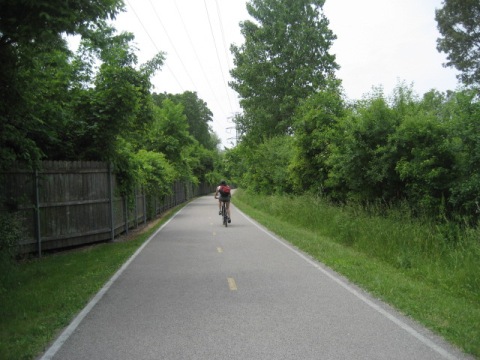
[219,184,231,196]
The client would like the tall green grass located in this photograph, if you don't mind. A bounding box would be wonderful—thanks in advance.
[233,189,480,357]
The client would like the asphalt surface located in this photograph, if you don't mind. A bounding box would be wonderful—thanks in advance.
[39,195,473,360]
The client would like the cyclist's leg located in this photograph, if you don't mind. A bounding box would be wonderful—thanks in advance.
[218,199,222,214]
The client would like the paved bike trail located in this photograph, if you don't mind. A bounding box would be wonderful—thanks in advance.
[39,195,472,360]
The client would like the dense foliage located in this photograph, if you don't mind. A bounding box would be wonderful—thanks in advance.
[223,0,480,224]
[0,0,224,199]
[227,85,480,223]
[0,0,123,168]
[2,0,479,237]
[226,84,480,223]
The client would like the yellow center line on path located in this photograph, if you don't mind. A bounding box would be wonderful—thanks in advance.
[227,277,237,291]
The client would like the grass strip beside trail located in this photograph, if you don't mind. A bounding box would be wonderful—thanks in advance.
[0,205,182,360]
[232,190,480,358]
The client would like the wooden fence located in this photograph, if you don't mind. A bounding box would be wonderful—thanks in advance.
[0,161,215,256]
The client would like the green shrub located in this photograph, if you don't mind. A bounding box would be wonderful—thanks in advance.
[0,211,23,293]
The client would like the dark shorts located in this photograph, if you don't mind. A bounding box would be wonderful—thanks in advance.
[219,195,231,202]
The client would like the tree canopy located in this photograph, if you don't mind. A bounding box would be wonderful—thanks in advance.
[435,0,480,88]
[0,0,224,199]
[153,91,218,151]
[229,0,339,141]
[0,0,125,169]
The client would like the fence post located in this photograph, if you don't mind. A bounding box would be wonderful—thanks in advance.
[134,187,138,228]
[34,169,42,257]
[143,189,147,224]
[124,195,128,235]
[108,163,114,241]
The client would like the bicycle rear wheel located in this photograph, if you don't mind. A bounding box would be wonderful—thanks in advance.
[222,203,228,227]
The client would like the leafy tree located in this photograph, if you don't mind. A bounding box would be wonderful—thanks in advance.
[436,0,480,88]
[146,99,196,181]
[68,32,164,162]
[153,91,218,150]
[186,143,220,184]
[392,112,457,214]
[174,92,216,150]
[289,82,344,194]
[135,150,176,197]
[419,89,453,118]
[326,91,401,202]
[446,90,480,220]
[222,145,247,188]
[241,136,295,194]
[324,83,432,204]
[0,39,72,168]
[0,0,125,170]
[230,0,338,141]
[0,14,165,164]
[0,0,123,43]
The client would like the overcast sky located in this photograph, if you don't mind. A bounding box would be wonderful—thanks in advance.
[112,0,460,147]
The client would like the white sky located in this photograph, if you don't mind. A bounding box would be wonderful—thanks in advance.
[111,0,460,147]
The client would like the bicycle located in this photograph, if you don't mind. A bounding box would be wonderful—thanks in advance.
[221,200,228,227]
[215,196,229,227]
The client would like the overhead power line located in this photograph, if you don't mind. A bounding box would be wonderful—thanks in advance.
[173,1,227,115]
[215,0,233,76]
[125,0,240,132]
[203,0,234,114]
[148,0,199,92]
[126,0,184,91]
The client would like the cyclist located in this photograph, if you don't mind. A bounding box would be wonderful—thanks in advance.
[214,180,231,223]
